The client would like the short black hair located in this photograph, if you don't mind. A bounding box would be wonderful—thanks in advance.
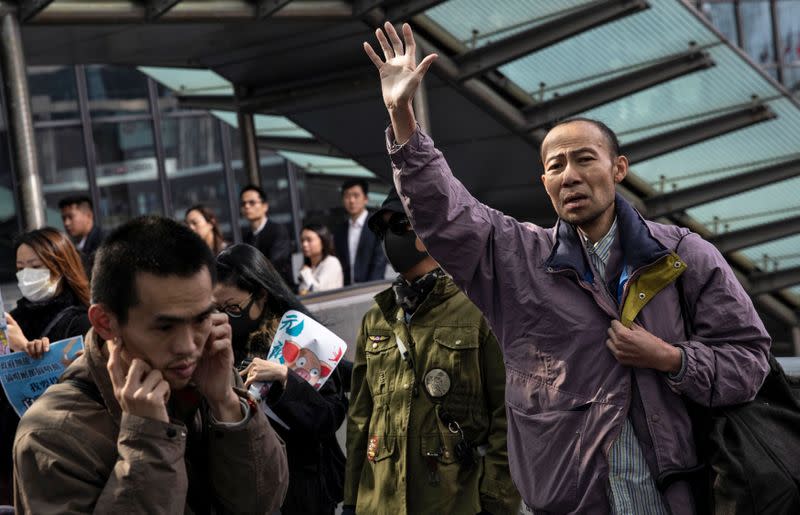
[58,195,94,212]
[92,216,216,325]
[240,184,267,203]
[546,117,621,159]
[341,178,368,197]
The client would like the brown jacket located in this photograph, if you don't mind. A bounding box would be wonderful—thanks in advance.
[13,330,289,514]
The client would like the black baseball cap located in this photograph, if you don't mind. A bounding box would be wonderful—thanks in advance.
[367,187,405,235]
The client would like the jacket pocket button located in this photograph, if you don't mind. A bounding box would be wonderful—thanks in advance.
[674,261,682,268]
[372,342,378,349]
[638,292,646,300]
[651,414,660,423]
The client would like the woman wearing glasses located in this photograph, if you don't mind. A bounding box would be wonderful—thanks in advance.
[214,244,347,515]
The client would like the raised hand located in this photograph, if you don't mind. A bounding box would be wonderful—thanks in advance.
[364,22,437,144]
[107,338,170,423]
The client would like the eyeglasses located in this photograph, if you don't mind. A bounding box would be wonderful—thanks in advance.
[240,199,261,207]
[376,213,412,239]
[216,295,255,318]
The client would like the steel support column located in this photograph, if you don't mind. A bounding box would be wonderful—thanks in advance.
[749,266,800,296]
[0,13,44,230]
[74,65,102,222]
[645,156,800,219]
[709,215,800,254]
[413,48,432,134]
[219,119,242,243]
[454,0,649,81]
[147,78,172,217]
[624,103,775,165]
[524,49,714,129]
[237,110,261,187]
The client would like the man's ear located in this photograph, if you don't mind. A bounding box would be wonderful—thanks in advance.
[613,155,629,184]
[88,304,120,341]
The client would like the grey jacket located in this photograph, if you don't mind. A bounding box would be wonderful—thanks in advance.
[390,127,771,514]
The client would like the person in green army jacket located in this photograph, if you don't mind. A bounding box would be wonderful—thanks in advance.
[343,189,520,515]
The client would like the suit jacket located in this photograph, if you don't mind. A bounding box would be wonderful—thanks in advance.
[334,213,387,286]
[243,220,294,287]
[79,224,104,278]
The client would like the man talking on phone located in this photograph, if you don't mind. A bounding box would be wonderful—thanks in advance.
[12,216,289,514]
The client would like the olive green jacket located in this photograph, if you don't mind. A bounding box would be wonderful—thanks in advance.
[345,276,520,515]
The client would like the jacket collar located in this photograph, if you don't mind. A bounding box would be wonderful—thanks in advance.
[83,328,124,425]
[374,274,459,323]
[545,193,670,281]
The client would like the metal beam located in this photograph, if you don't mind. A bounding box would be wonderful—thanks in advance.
[17,0,54,21]
[624,103,776,165]
[354,0,447,19]
[9,0,351,23]
[257,136,347,157]
[0,13,44,230]
[645,156,800,219]
[145,0,182,20]
[709,215,800,254]
[524,49,714,129]
[256,0,292,18]
[749,266,800,296]
[177,94,237,111]
[454,0,649,81]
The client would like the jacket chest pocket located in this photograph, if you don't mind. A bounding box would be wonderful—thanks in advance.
[365,330,400,396]
[422,326,481,402]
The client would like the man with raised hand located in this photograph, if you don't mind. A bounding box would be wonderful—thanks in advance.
[13,216,288,514]
[363,22,770,514]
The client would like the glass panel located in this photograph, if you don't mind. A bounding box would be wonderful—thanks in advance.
[701,2,738,44]
[85,65,151,117]
[229,126,296,251]
[36,126,90,226]
[777,0,800,65]
[163,115,233,239]
[785,64,800,93]
[294,171,390,234]
[740,1,774,65]
[92,120,162,228]
[28,66,79,123]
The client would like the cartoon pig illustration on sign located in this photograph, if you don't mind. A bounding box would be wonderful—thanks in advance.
[282,340,343,388]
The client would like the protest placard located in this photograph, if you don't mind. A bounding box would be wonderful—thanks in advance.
[248,311,347,429]
[0,336,84,417]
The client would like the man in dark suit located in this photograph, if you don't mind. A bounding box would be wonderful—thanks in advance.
[59,195,104,278]
[333,179,387,286]
[239,185,294,287]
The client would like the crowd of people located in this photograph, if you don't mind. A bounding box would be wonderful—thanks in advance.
[0,21,785,515]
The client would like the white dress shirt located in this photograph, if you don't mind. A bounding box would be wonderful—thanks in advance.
[347,210,368,281]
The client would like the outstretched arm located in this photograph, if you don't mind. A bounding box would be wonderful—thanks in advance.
[363,22,437,145]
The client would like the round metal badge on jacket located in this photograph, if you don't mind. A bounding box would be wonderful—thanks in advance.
[424,368,451,398]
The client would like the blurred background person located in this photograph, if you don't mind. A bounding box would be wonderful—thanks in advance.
[239,185,294,288]
[333,179,386,286]
[214,244,347,514]
[58,195,104,277]
[1,228,91,506]
[185,204,228,255]
[298,224,343,296]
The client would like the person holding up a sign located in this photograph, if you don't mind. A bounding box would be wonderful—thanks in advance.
[1,228,91,507]
[13,217,288,515]
[215,243,348,515]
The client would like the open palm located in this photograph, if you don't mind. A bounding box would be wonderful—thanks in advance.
[364,22,437,110]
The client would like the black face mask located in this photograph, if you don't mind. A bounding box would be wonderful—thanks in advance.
[383,229,430,274]
[229,314,262,357]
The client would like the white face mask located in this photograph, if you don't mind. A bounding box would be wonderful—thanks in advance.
[16,267,60,302]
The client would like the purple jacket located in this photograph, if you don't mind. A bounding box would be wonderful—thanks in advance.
[390,128,770,514]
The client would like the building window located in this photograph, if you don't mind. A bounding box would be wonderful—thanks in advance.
[28,66,80,123]
[777,0,800,92]
[85,65,151,117]
[36,126,90,226]
[701,2,738,45]
[92,119,163,228]
[740,1,775,66]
